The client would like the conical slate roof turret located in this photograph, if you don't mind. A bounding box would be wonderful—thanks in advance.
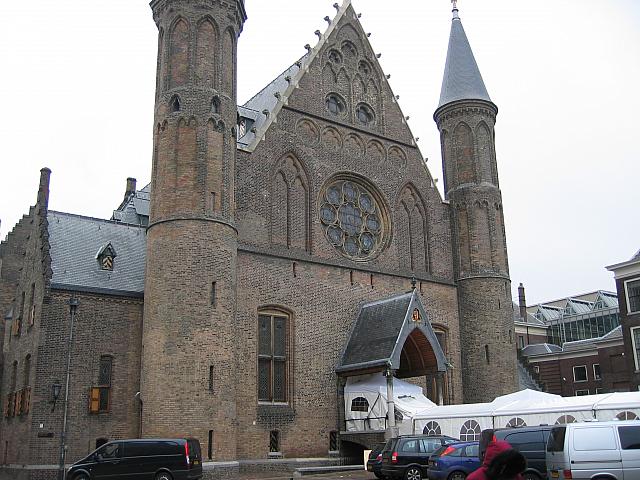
[438,4,492,109]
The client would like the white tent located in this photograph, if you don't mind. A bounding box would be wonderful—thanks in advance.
[344,373,640,439]
[344,373,436,433]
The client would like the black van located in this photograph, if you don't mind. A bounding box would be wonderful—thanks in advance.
[67,438,202,480]
[480,427,552,480]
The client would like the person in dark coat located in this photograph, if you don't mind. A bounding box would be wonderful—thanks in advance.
[467,440,526,480]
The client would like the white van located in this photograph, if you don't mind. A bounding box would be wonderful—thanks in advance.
[546,421,640,480]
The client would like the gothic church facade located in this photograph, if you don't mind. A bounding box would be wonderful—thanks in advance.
[0,0,517,476]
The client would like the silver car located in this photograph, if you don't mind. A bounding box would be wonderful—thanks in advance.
[546,421,640,480]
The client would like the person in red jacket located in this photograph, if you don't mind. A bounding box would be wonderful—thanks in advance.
[467,440,526,480]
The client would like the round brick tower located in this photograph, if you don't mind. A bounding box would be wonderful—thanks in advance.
[435,5,518,403]
[142,0,246,458]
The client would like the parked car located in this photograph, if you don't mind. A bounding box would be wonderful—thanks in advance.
[67,438,203,480]
[368,442,388,479]
[547,420,640,480]
[427,441,481,480]
[381,435,459,480]
[480,426,552,480]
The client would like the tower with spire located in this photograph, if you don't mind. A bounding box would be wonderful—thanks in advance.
[435,2,518,402]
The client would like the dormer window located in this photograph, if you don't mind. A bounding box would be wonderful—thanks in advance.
[237,116,253,139]
[97,243,117,271]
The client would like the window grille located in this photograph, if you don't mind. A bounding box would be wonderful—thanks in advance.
[617,411,639,421]
[258,313,289,403]
[329,431,338,452]
[459,420,481,441]
[269,430,280,453]
[627,279,640,314]
[423,421,441,435]
[555,415,576,424]
[90,356,112,413]
[350,397,369,412]
[506,417,527,428]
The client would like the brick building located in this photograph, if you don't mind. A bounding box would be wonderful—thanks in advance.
[607,249,640,390]
[0,1,519,478]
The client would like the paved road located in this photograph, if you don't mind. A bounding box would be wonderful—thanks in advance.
[234,470,376,480]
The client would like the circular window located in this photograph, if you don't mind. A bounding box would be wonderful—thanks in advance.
[617,411,639,421]
[326,94,346,117]
[356,103,375,126]
[320,178,388,261]
[555,415,576,425]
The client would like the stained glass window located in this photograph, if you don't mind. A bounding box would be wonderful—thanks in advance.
[326,94,346,116]
[320,179,386,260]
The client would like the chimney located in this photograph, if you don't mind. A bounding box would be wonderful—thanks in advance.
[518,283,527,321]
[125,177,137,201]
[37,167,51,212]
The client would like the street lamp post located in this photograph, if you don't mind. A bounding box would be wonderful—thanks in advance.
[58,297,79,480]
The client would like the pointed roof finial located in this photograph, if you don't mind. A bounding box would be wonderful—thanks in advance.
[411,276,417,290]
[451,0,459,19]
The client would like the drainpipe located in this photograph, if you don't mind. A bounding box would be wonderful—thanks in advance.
[385,368,398,439]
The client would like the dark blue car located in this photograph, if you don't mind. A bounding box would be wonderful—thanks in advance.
[427,441,480,480]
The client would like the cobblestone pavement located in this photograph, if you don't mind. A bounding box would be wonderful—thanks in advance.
[234,470,376,480]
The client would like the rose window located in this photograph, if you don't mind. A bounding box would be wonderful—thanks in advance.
[320,180,386,260]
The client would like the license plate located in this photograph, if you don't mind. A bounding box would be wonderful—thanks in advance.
[193,460,200,465]
[551,471,559,478]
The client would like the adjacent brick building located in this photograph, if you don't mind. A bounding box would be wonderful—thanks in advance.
[0,1,518,478]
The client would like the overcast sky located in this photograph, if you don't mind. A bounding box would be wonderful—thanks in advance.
[1,0,638,305]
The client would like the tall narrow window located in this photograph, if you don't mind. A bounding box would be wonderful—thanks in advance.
[211,282,217,307]
[329,431,338,452]
[269,430,280,453]
[484,345,490,364]
[208,430,214,460]
[28,284,35,327]
[90,356,112,414]
[258,311,289,403]
[209,366,214,392]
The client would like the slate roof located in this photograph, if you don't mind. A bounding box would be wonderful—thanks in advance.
[520,343,562,357]
[237,57,307,149]
[512,302,545,325]
[338,290,447,375]
[48,211,146,296]
[112,183,150,226]
[438,9,492,109]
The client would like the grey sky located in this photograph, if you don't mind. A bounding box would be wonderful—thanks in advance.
[0,0,638,305]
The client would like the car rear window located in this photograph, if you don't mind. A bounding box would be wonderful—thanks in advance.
[187,439,202,459]
[422,438,444,453]
[504,431,544,451]
[619,426,640,450]
[573,427,617,451]
[547,427,566,452]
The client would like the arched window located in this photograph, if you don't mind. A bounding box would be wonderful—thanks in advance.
[170,95,181,113]
[350,397,369,412]
[395,410,404,423]
[460,420,481,441]
[506,417,527,428]
[423,421,442,435]
[211,97,221,114]
[326,93,346,117]
[617,411,639,421]
[555,415,576,425]
[258,310,290,403]
[355,103,375,126]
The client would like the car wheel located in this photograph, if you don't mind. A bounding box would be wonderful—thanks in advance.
[448,471,467,480]
[155,472,173,480]
[74,474,89,480]
[405,466,423,480]
[523,473,540,480]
